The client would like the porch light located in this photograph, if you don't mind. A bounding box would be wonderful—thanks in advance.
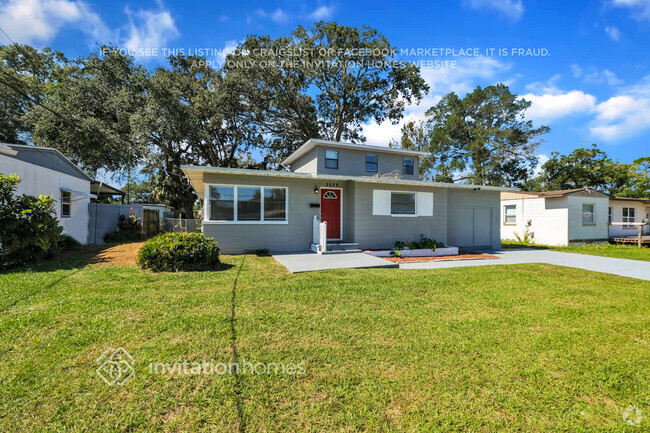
[314,186,319,194]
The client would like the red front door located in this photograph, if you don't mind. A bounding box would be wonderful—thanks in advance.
[321,188,341,239]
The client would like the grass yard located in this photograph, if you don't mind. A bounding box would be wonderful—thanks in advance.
[503,240,650,262]
[1,247,649,432]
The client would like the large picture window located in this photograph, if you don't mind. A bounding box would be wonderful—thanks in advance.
[208,185,287,223]
[582,203,595,225]
[210,186,235,221]
[391,192,416,215]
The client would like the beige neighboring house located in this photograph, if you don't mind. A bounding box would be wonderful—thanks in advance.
[500,188,610,246]
[501,188,650,246]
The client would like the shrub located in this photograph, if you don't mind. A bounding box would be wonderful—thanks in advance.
[0,174,63,270]
[117,214,142,232]
[103,214,144,244]
[104,230,143,243]
[411,237,446,250]
[136,233,220,272]
[58,234,81,251]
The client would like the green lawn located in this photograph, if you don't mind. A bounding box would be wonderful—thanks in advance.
[503,240,650,262]
[1,251,649,432]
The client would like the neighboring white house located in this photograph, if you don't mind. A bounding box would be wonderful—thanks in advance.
[608,197,650,237]
[0,143,93,244]
[500,188,610,246]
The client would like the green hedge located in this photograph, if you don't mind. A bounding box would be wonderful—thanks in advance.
[136,233,220,272]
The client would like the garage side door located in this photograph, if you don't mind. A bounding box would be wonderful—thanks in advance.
[448,206,493,247]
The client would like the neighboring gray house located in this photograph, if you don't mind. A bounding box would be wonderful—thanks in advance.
[182,139,509,254]
[0,143,93,244]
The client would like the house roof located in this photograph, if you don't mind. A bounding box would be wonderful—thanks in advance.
[181,165,516,200]
[281,138,431,166]
[610,196,650,204]
[1,143,92,182]
[501,187,610,200]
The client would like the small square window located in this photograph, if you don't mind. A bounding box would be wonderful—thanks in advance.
[325,150,338,169]
[403,158,414,175]
[61,190,71,218]
[366,154,378,172]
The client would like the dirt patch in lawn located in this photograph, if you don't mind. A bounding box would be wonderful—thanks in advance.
[380,250,499,263]
[90,242,143,267]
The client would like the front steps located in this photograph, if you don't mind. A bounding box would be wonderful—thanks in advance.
[310,241,361,254]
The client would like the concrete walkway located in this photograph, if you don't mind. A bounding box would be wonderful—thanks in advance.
[272,251,397,273]
[400,249,650,281]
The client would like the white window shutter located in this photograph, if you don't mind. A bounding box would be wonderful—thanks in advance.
[417,192,434,216]
[372,190,391,215]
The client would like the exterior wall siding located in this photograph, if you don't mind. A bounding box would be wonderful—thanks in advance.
[289,147,318,174]
[566,195,609,242]
[200,172,502,253]
[608,201,650,237]
[0,155,90,244]
[500,197,569,246]
[315,146,419,180]
[351,183,448,249]
[447,189,501,249]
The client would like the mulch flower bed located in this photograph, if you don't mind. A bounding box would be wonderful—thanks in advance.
[377,250,500,263]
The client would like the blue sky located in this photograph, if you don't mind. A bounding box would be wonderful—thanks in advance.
[1,0,650,166]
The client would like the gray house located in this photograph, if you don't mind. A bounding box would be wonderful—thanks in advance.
[182,139,509,254]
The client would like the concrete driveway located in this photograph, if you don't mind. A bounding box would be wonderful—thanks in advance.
[272,251,398,273]
[400,249,650,281]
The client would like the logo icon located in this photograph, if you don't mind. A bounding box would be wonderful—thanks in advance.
[623,406,642,426]
[96,347,134,386]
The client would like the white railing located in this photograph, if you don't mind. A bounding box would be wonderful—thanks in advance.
[312,215,327,254]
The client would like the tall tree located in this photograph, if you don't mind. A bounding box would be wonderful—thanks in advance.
[28,46,148,177]
[0,44,68,144]
[135,54,263,217]
[525,145,634,195]
[422,84,549,187]
[389,120,432,179]
[225,22,429,163]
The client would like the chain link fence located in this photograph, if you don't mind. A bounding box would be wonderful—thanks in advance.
[160,218,202,233]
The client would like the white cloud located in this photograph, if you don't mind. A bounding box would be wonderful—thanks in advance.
[122,7,179,53]
[590,75,650,140]
[522,90,596,121]
[612,0,650,21]
[605,26,622,41]
[255,8,289,23]
[309,5,335,20]
[463,0,524,21]
[571,64,624,86]
[0,0,112,45]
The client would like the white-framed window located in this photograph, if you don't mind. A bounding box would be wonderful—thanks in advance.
[61,190,71,218]
[623,207,636,229]
[365,154,378,172]
[582,203,595,225]
[325,150,338,169]
[206,185,288,223]
[403,158,414,175]
[390,192,416,215]
[608,206,612,223]
[503,204,516,224]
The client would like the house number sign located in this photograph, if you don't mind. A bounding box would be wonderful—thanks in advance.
[324,182,339,188]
